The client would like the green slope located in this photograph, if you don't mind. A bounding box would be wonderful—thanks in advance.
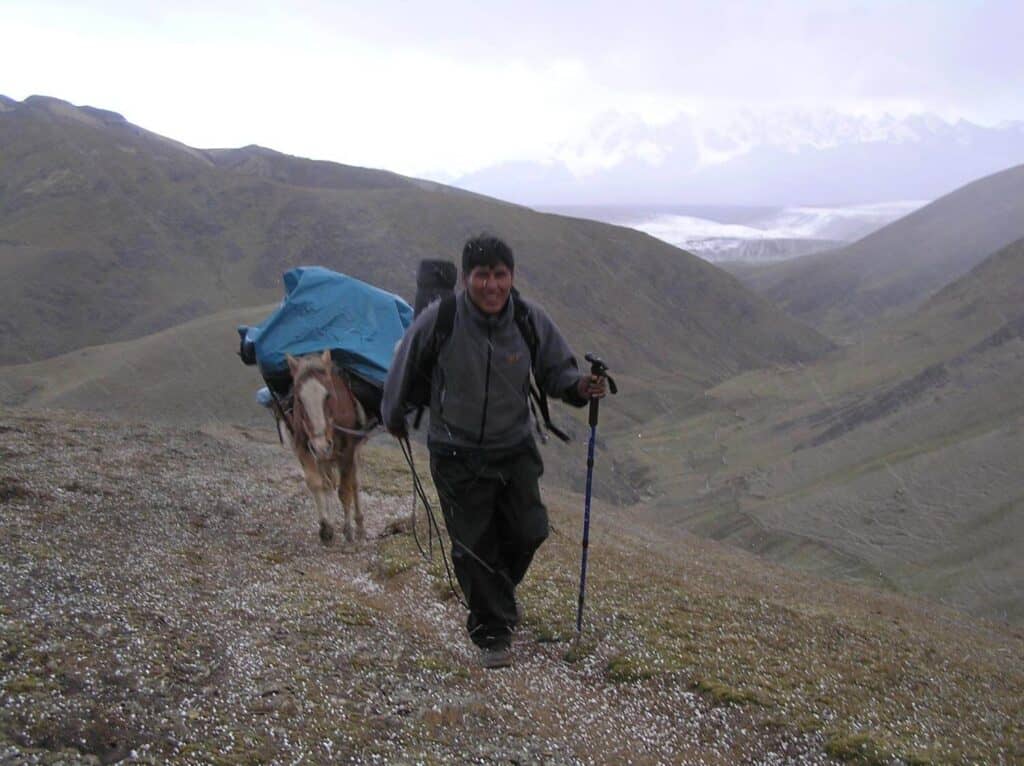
[0,94,831,401]
[726,163,1024,339]
[627,239,1024,622]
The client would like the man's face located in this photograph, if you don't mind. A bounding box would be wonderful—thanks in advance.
[465,263,513,315]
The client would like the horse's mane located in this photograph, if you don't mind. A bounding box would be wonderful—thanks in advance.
[290,354,331,381]
[290,356,330,448]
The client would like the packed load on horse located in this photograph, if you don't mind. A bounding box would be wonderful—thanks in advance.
[238,266,415,423]
[238,266,416,543]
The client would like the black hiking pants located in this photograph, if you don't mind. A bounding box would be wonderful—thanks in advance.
[429,439,549,649]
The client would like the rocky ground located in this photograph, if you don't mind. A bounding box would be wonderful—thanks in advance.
[1,409,1021,765]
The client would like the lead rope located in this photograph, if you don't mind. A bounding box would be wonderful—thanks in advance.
[398,436,468,608]
[397,436,523,608]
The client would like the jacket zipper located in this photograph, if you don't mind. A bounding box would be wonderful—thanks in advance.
[478,324,493,444]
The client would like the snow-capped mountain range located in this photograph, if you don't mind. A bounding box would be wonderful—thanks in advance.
[455,109,1024,207]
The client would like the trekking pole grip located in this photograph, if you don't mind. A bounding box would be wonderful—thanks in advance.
[584,353,618,393]
[584,353,617,426]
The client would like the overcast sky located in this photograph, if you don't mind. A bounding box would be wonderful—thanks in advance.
[3,0,1022,178]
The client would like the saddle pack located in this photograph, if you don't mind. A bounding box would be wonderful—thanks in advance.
[238,266,413,427]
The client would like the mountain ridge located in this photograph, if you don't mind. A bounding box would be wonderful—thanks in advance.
[455,109,1024,206]
[0,93,832,394]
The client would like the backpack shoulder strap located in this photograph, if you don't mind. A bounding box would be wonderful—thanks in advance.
[511,292,539,366]
[431,293,458,355]
[512,294,570,443]
[411,293,457,429]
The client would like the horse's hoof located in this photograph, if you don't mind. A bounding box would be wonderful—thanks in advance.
[319,520,335,545]
[342,524,355,544]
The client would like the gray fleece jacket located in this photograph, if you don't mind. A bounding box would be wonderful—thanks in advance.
[381,290,586,451]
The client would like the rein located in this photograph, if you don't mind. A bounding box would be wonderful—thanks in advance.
[397,437,517,608]
[333,422,381,439]
[398,436,468,608]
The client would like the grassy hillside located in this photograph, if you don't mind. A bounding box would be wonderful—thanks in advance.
[0,301,652,506]
[4,93,1020,630]
[0,94,830,402]
[0,304,278,426]
[724,163,1024,339]
[621,239,1024,622]
[2,409,1021,764]
[3,243,1021,626]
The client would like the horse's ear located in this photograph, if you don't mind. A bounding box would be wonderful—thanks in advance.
[320,349,332,367]
[286,354,300,376]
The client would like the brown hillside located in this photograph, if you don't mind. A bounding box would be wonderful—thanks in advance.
[0,94,830,401]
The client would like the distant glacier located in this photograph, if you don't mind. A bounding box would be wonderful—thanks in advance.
[537,201,927,263]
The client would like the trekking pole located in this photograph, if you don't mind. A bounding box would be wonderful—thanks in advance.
[575,353,618,640]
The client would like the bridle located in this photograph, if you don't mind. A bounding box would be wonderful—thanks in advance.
[292,361,377,445]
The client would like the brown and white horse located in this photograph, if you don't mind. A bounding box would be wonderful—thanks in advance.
[285,350,368,544]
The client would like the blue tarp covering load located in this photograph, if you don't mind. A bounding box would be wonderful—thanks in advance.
[239,266,414,386]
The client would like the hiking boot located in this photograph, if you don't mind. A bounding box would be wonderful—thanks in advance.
[480,644,513,670]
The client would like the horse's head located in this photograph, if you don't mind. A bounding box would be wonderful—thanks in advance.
[287,350,342,460]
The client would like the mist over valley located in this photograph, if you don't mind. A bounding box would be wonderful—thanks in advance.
[537,200,926,263]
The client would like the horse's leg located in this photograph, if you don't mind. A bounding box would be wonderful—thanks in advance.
[338,466,354,544]
[337,448,363,543]
[349,449,365,541]
[353,466,364,541]
[297,448,334,544]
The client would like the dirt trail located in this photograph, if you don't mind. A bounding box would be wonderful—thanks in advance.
[0,410,839,765]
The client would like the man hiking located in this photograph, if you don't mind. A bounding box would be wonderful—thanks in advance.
[381,234,606,669]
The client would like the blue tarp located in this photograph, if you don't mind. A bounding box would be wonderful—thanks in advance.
[238,267,413,386]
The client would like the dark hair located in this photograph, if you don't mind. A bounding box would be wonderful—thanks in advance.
[462,234,515,276]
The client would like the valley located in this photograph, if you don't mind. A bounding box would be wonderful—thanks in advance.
[2,95,1022,629]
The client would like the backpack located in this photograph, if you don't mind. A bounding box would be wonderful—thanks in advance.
[408,289,570,443]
